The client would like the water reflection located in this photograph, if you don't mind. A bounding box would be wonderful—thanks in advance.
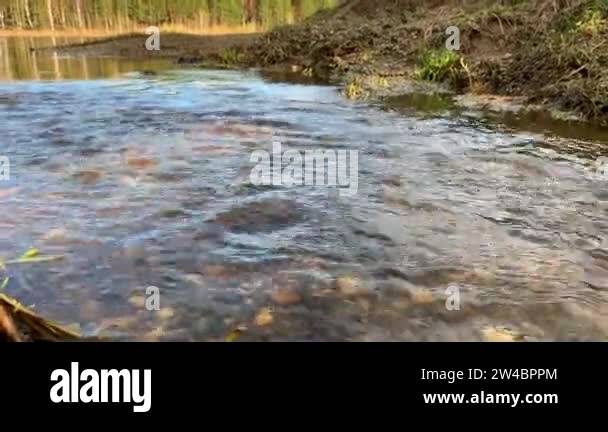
[384,92,608,146]
[0,37,173,81]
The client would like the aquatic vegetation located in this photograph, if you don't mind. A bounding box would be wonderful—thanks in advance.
[0,247,64,266]
[342,74,387,100]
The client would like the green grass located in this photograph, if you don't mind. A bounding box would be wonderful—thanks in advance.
[218,47,244,65]
[576,8,605,34]
[414,49,461,82]
[555,0,607,33]
[343,76,367,100]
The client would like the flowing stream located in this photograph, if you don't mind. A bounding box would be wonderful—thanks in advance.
[2,37,608,341]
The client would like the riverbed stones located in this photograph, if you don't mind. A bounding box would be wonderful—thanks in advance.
[212,291,244,306]
[96,316,137,334]
[194,317,213,337]
[158,307,175,321]
[271,287,302,306]
[381,278,433,304]
[118,175,139,188]
[42,227,67,241]
[214,199,305,233]
[411,287,434,304]
[127,156,158,170]
[80,299,100,321]
[335,276,369,297]
[205,264,230,279]
[481,326,524,342]
[141,326,165,342]
[128,294,146,309]
[123,238,146,262]
[254,308,274,327]
[73,169,101,184]
[183,273,206,286]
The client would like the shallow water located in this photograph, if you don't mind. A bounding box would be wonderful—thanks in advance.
[2,43,608,341]
[0,36,173,81]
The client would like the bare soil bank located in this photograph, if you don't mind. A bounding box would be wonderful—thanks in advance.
[246,0,608,125]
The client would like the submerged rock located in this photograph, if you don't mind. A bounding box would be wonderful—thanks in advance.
[335,276,369,297]
[254,308,274,327]
[271,288,302,306]
[73,170,101,184]
[481,326,524,342]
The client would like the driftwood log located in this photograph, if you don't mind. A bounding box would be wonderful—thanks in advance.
[0,303,21,342]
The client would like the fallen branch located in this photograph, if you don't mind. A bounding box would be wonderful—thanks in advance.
[0,303,21,342]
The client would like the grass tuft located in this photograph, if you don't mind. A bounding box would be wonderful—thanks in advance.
[218,47,244,65]
[343,76,367,99]
[414,49,461,83]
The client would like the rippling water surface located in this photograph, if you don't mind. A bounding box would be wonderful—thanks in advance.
[2,46,608,341]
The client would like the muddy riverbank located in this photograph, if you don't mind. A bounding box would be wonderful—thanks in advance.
[247,0,608,125]
[45,0,608,125]
[44,32,260,66]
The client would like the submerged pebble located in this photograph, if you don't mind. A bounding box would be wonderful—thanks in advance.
[271,288,302,306]
[254,308,274,327]
[335,276,369,297]
[481,326,524,342]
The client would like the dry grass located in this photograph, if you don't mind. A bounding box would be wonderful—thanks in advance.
[0,22,260,38]
[0,293,81,342]
[0,248,81,342]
